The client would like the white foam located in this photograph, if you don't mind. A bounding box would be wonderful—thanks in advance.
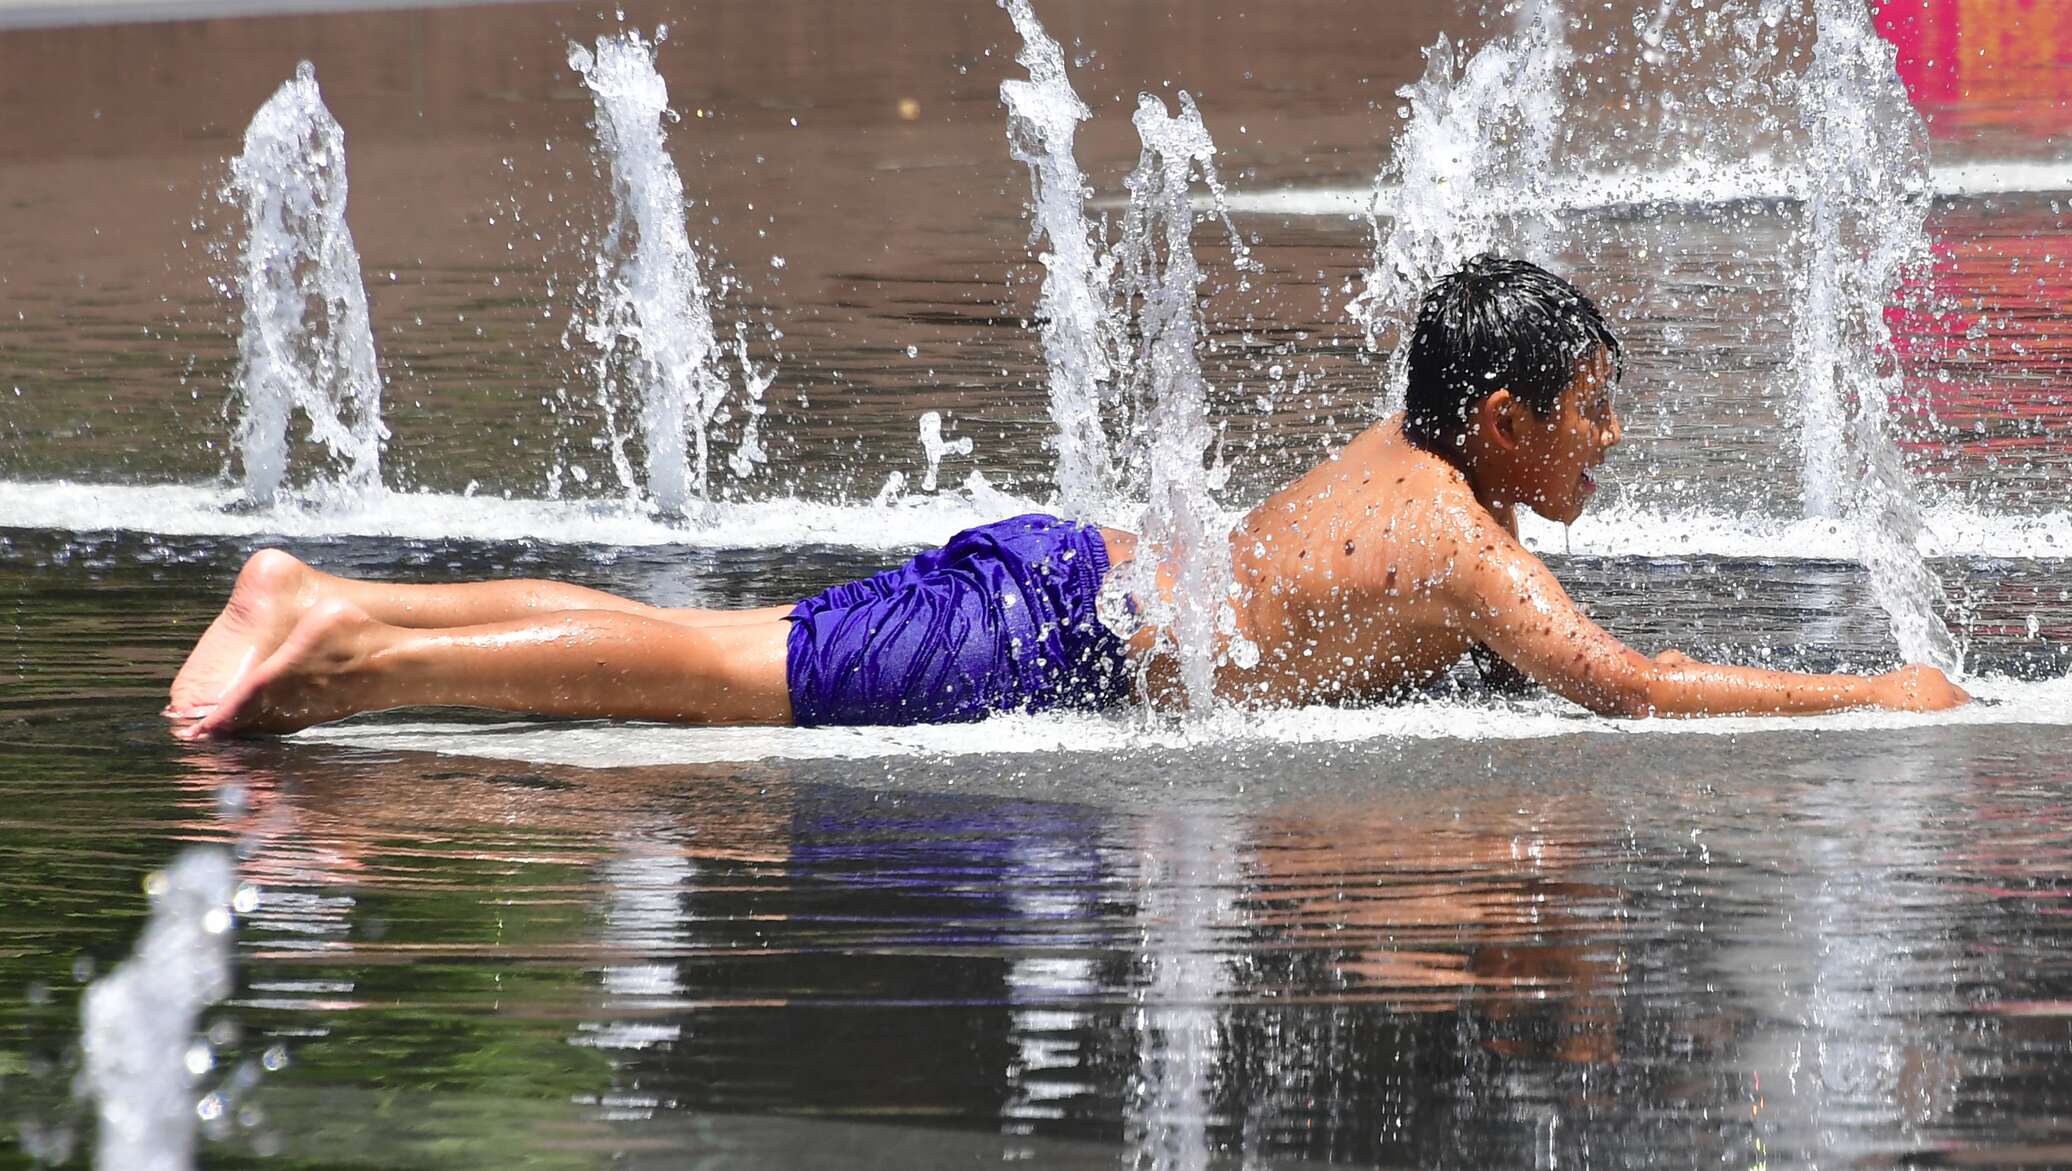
[6,478,2066,562]
[0,478,1049,550]
[1517,502,2072,561]
[298,673,2072,769]
[1219,157,2072,218]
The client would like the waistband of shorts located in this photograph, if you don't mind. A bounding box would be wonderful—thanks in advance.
[1069,522,1111,612]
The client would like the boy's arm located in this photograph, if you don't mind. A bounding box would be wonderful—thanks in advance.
[1445,525,1968,718]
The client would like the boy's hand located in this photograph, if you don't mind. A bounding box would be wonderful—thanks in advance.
[1873,664,1970,711]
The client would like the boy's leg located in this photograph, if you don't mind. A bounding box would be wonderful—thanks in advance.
[659,604,799,626]
[170,550,793,715]
[178,602,793,739]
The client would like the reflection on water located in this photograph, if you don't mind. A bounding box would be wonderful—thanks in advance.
[0,518,2063,1160]
[1127,808,1241,1171]
[999,811,1106,1152]
[1728,746,1970,1165]
[15,721,2057,1167]
[5,613,2072,1165]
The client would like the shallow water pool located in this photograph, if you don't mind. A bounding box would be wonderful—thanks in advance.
[3,0,2071,1167]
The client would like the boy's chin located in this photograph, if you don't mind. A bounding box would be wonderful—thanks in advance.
[1532,498,1590,526]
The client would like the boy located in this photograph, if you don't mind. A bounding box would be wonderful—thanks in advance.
[168,256,1967,738]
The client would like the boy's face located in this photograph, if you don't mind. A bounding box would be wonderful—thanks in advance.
[1512,349,1622,525]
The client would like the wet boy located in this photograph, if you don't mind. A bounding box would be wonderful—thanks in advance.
[167,256,1968,738]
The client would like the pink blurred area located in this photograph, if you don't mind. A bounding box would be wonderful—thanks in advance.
[1876,3,2071,471]
[1874,0,2072,138]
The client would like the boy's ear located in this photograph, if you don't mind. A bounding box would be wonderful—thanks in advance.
[1479,388,1523,450]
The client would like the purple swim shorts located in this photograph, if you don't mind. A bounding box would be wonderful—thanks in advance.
[784,513,1132,726]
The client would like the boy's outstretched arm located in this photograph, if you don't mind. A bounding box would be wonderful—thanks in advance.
[1447,525,1969,718]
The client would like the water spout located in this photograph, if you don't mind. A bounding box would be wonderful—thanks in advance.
[1794,0,1959,670]
[1350,8,1569,413]
[570,30,743,518]
[917,410,972,492]
[1000,0,1123,520]
[1118,92,1255,713]
[224,62,386,507]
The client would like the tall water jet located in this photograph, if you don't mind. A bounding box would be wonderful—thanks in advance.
[1001,0,1123,520]
[1349,6,1569,413]
[79,848,238,1171]
[570,30,740,517]
[1117,93,1255,713]
[225,62,386,507]
[1793,0,1959,670]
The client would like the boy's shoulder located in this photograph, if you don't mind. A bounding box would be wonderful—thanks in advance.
[1249,422,1517,585]
[1342,423,1506,539]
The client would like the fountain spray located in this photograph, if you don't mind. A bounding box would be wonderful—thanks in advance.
[1118,93,1257,714]
[1000,0,1123,520]
[570,30,740,518]
[1349,8,1569,414]
[1794,0,1959,670]
[224,62,386,508]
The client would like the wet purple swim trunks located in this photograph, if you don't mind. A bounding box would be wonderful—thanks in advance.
[784,513,1132,726]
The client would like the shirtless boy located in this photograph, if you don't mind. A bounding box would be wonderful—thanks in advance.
[167,255,1968,739]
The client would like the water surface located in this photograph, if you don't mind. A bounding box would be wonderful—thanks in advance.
[2,0,2071,1167]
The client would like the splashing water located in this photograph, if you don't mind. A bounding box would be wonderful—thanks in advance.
[224,61,386,507]
[1349,6,1569,412]
[917,411,972,492]
[79,848,238,1171]
[726,321,773,480]
[1000,0,1123,519]
[569,30,744,518]
[1118,93,1256,713]
[1794,0,1959,671]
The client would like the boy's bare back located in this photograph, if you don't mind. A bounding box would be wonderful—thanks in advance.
[1226,420,1501,706]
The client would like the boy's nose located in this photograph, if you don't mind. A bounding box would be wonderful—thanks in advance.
[1601,409,1623,449]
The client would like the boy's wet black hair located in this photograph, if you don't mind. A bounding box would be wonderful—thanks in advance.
[1401,254,1622,453]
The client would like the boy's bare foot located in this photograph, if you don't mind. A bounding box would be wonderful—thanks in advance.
[175,600,385,740]
[166,550,312,717]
